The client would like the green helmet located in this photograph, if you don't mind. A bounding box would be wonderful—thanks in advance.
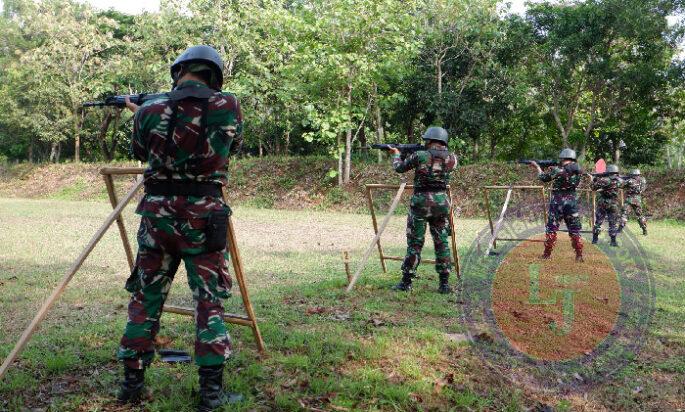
[606,164,620,174]
[171,45,224,90]
[631,169,641,176]
[559,148,576,160]
[422,127,449,145]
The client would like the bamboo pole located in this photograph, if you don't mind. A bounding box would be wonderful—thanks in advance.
[365,186,387,273]
[483,188,496,249]
[346,180,407,292]
[0,177,145,380]
[447,187,461,278]
[485,187,513,256]
[342,251,352,284]
[103,174,135,270]
[163,304,253,327]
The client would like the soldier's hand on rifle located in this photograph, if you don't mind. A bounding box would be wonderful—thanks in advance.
[389,148,400,155]
[124,96,140,114]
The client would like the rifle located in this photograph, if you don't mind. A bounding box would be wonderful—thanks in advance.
[518,159,558,168]
[82,93,167,108]
[371,143,424,156]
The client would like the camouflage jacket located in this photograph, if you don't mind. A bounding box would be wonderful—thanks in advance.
[623,176,646,197]
[392,149,458,190]
[591,175,623,201]
[131,80,243,218]
[538,164,582,192]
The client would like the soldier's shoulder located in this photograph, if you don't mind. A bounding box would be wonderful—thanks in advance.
[214,91,240,107]
[138,96,170,115]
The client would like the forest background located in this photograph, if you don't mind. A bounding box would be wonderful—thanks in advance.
[1,0,685,186]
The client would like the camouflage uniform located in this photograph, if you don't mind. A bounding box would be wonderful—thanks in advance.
[538,164,584,259]
[393,149,458,285]
[620,175,647,233]
[117,80,243,370]
[592,175,623,238]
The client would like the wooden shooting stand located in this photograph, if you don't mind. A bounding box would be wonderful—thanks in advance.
[482,185,602,254]
[0,167,264,381]
[364,184,461,276]
[101,167,265,353]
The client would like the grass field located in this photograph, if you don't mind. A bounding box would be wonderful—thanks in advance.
[0,197,684,411]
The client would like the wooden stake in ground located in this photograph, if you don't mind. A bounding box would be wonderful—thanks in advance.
[485,186,514,256]
[0,177,145,380]
[346,179,407,292]
[342,251,352,284]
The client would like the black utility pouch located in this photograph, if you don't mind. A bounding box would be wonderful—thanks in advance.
[206,209,229,252]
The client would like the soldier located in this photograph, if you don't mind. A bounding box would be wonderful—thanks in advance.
[389,127,458,294]
[116,45,243,412]
[591,164,623,247]
[529,149,584,262]
[619,169,648,235]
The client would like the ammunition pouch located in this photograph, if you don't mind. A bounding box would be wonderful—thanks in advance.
[205,209,229,253]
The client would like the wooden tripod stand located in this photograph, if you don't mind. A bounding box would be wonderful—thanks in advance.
[0,168,264,381]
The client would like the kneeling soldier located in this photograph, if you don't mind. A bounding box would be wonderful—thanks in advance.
[390,127,458,293]
[529,149,584,262]
[116,45,243,411]
[620,169,648,235]
[591,164,623,247]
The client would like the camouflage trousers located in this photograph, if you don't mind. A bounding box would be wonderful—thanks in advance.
[117,216,233,369]
[620,195,647,231]
[546,192,582,236]
[401,192,453,277]
[593,199,621,237]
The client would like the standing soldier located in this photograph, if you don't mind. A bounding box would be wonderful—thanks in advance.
[528,149,584,262]
[591,164,623,247]
[619,169,648,235]
[389,127,458,294]
[116,45,243,412]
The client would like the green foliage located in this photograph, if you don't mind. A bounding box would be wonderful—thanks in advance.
[0,0,682,168]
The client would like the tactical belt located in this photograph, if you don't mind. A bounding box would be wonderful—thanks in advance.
[414,185,447,193]
[144,181,222,197]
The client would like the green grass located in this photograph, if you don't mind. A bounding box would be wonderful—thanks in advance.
[0,197,684,411]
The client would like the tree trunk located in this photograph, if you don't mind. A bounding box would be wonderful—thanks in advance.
[74,108,84,163]
[436,56,443,95]
[49,142,58,163]
[359,125,367,156]
[284,130,290,155]
[407,116,415,143]
[258,139,263,157]
[343,84,352,185]
[28,139,34,163]
[98,111,115,160]
[337,134,344,186]
[373,84,384,164]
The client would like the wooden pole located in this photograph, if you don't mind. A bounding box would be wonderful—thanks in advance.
[346,180,407,292]
[343,251,352,284]
[103,173,135,270]
[447,186,460,278]
[485,187,513,256]
[365,186,387,273]
[222,187,265,353]
[0,177,145,380]
[483,188,495,249]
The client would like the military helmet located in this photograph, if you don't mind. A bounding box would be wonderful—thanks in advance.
[631,169,641,176]
[171,45,224,90]
[558,148,577,160]
[606,164,620,174]
[422,127,449,144]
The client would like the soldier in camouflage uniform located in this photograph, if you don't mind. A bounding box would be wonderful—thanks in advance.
[529,149,584,262]
[591,165,623,247]
[619,169,648,235]
[116,46,243,412]
[389,127,458,294]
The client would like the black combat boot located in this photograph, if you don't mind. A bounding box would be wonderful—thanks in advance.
[437,273,451,294]
[610,236,618,247]
[198,365,243,412]
[392,272,413,292]
[642,227,647,236]
[591,232,599,244]
[117,366,146,403]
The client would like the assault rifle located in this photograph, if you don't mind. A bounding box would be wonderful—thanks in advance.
[82,93,166,108]
[518,159,558,168]
[371,143,424,156]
